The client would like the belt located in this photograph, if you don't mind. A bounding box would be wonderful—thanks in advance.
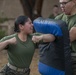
[7,63,29,72]
[71,53,76,56]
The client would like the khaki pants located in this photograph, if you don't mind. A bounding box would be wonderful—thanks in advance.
[71,54,76,75]
[0,65,30,75]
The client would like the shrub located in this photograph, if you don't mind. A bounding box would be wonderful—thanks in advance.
[0,30,6,39]
[0,18,9,23]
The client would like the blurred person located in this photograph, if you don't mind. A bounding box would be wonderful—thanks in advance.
[0,15,55,75]
[55,0,76,74]
[49,5,60,19]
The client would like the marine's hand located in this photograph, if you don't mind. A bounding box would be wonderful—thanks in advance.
[32,35,43,43]
[7,37,17,44]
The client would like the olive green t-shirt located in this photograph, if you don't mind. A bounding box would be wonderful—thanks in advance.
[55,13,76,52]
[49,14,60,19]
[0,33,36,68]
[49,14,55,19]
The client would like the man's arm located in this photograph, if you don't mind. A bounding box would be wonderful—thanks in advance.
[0,37,16,51]
[69,27,76,42]
[32,34,55,43]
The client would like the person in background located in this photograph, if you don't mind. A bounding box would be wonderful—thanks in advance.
[55,0,76,74]
[49,5,60,19]
[0,15,55,75]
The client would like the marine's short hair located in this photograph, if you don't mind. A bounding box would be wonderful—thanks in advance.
[14,16,28,32]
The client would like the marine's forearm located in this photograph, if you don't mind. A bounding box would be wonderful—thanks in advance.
[42,34,55,42]
[0,40,9,50]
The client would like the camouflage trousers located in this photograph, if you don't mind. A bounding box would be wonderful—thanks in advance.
[71,54,76,75]
[0,65,30,75]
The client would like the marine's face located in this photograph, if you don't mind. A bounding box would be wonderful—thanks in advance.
[24,18,33,34]
[59,0,75,15]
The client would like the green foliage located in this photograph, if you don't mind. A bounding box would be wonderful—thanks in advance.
[0,18,9,23]
[0,30,6,39]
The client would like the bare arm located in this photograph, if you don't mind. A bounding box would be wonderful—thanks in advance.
[41,34,55,42]
[0,40,9,51]
[0,37,16,51]
[69,27,76,42]
[32,34,55,43]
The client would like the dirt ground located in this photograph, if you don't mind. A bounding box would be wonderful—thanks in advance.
[0,49,40,75]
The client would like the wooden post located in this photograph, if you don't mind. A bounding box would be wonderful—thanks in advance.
[32,0,44,20]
